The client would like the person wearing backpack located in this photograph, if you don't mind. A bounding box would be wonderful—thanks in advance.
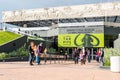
[36,43,43,65]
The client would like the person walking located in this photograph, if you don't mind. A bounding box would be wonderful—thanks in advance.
[36,45,40,65]
[36,43,43,65]
[28,42,35,66]
[100,48,104,65]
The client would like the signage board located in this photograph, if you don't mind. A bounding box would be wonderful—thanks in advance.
[59,26,104,34]
[58,33,104,47]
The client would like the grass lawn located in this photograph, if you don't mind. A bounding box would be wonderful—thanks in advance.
[0,31,21,45]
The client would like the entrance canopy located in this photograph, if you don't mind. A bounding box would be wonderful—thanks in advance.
[2,2,120,27]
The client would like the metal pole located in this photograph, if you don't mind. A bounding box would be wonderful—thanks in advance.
[3,22,7,31]
[0,23,1,29]
[50,53,52,64]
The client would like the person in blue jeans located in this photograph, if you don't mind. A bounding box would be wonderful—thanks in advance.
[36,43,43,65]
[36,55,40,65]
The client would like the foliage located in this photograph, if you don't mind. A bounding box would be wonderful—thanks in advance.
[0,31,21,45]
[0,46,28,59]
[9,46,28,57]
[104,48,120,66]
[0,52,8,59]
[16,46,28,57]
[9,51,18,57]
[48,48,56,53]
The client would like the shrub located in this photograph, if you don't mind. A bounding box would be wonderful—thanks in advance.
[0,46,28,60]
[104,48,120,66]
[48,48,56,53]
[0,52,9,59]
[15,46,28,57]
[9,46,28,57]
[9,51,19,57]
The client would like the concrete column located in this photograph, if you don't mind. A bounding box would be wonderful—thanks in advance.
[3,23,6,31]
[91,48,94,60]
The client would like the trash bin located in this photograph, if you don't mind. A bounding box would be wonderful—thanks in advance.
[110,56,120,72]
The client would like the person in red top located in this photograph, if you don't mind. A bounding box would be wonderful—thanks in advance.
[96,49,101,62]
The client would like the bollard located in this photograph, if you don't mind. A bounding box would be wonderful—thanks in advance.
[110,56,120,72]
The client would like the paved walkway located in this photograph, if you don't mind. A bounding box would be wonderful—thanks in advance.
[0,60,120,80]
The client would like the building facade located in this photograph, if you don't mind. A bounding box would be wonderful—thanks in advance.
[2,2,120,48]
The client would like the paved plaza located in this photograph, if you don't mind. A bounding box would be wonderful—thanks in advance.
[0,60,120,80]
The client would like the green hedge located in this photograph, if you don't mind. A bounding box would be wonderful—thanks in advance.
[9,46,28,57]
[104,48,120,66]
[0,53,8,59]
[0,46,28,59]
[48,48,56,53]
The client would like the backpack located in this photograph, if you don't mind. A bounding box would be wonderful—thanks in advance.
[36,45,41,55]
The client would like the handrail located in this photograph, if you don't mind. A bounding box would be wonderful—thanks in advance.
[9,29,34,37]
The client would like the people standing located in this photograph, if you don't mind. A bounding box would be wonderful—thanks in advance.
[36,45,40,65]
[28,42,35,65]
[74,48,79,64]
[79,48,86,65]
[59,48,63,63]
[60,49,63,55]
[96,49,101,62]
[65,49,68,61]
[100,48,104,65]
[43,48,48,64]
[87,49,91,63]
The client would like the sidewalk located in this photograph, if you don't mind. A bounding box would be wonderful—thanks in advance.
[0,60,120,80]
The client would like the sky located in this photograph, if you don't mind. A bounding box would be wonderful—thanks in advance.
[0,0,120,22]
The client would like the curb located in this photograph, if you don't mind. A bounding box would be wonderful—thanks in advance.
[99,66,110,69]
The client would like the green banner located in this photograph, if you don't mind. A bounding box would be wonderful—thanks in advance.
[58,34,104,47]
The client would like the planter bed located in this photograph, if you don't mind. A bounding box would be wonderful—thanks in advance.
[0,57,29,62]
[0,56,69,62]
[99,65,110,69]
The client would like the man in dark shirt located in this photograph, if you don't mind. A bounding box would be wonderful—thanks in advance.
[28,42,35,65]
[74,49,79,64]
